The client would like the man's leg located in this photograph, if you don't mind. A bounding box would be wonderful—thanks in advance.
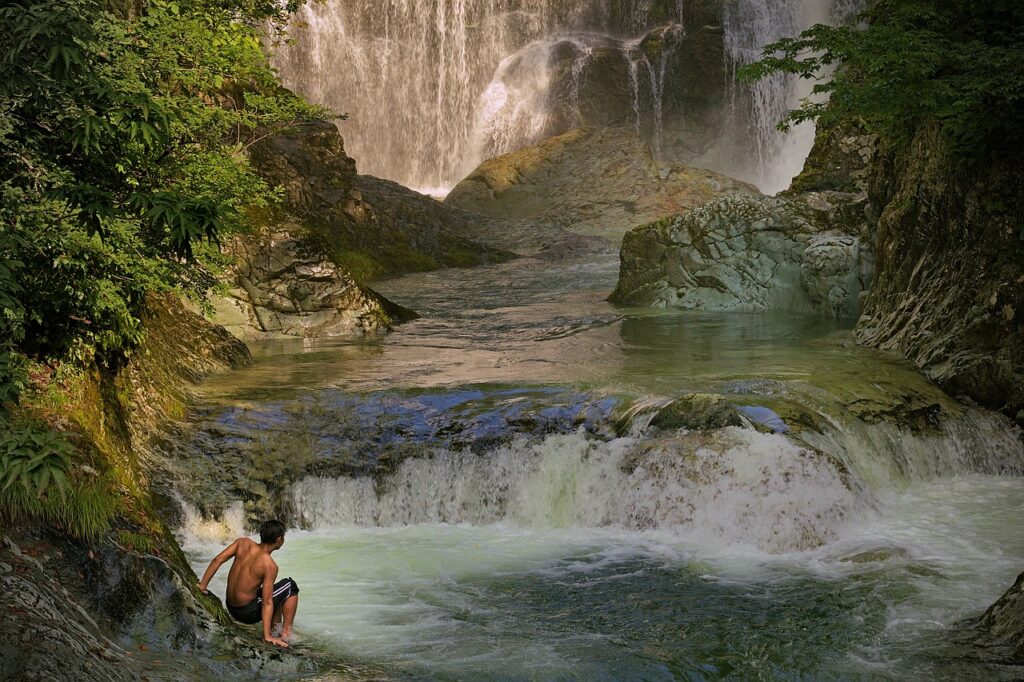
[270,578,300,639]
[280,594,298,639]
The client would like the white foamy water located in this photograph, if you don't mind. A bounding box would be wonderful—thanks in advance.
[290,429,861,553]
[184,474,1024,680]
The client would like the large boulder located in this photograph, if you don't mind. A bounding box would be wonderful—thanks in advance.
[610,192,872,317]
[249,120,513,281]
[445,126,756,243]
[213,228,415,340]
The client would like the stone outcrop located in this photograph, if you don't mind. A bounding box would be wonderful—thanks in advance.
[609,117,877,317]
[213,227,415,340]
[249,120,513,281]
[210,119,515,340]
[445,126,757,245]
[976,570,1024,661]
[854,125,1024,424]
[610,192,872,317]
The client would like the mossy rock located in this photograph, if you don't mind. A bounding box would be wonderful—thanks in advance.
[650,393,744,431]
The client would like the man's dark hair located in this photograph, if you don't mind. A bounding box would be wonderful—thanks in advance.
[259,519,286,545]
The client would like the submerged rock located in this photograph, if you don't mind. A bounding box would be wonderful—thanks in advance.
[610,192,872,317]
[650,393,744,431]
[446,126,756,243]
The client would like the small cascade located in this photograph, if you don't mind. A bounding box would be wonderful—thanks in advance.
[798,410,1024,488]
[177,500,246,546]
[281,398,1024,555]
[291,429,860,553]
[620,24,683,159]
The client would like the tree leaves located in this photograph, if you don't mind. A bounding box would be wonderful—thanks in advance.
[739,0,1024,164]
[1,0,330,367]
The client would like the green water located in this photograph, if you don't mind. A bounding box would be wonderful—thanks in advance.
[183,253,1024,680]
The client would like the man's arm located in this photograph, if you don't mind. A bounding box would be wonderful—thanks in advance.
[197,538,240,592]
[261,561,288,647]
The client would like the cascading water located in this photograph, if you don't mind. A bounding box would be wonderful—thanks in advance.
[173,4,1023,676]
[273,0,859,194]
[290,429,862,553]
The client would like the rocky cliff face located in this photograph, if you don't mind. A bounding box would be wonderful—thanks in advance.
[855,126,1024,425]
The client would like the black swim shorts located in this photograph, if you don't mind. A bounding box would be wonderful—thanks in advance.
[226,577,300,625]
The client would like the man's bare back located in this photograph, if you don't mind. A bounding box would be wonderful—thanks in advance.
[224,538,276,607]
[198,519,299,648]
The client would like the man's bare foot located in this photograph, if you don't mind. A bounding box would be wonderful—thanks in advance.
[280,628,293,641]
[263,635,289,648]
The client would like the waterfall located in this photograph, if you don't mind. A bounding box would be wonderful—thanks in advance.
[286,409,1024,554]
[273,0,860,193]
[272,1,661,192]
[722,0,865,193]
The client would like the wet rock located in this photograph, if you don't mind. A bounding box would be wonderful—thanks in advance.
[219,227,416,339]
[610,192,872,318]
[0,535,139,681]
[650,393,743,431]
[974,569,1024,659]
[446,126,756,243]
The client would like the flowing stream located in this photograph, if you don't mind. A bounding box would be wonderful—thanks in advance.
[171,0,1024,677]
[179,253,1024,680]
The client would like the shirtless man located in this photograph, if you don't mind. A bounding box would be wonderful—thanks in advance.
[197,519,299,648]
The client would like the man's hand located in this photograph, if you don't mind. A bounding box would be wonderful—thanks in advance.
[264,635,289,648]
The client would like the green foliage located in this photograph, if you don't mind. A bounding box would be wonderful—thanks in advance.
[116,529,157,554]
[739,0,1024,163]
[0,417,120,540]
[0,420,73,498]
[0,471,121,541]
[0,0,329,372]
[0,0,330,541]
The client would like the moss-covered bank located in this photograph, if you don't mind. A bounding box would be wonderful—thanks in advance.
[1,296,378,680]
